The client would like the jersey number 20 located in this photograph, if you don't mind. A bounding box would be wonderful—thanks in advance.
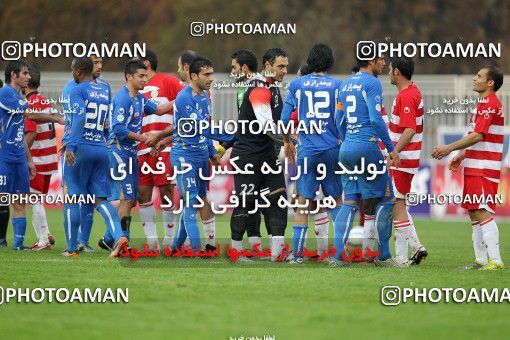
[85,102,108,131]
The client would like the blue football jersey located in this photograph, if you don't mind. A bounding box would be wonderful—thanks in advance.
[66,80,111,153]
[172,86,233,160]
[107,86,157,156]
[62,77,110,146]
[61,79,78,146]
[282,73,341,156]
[337,72,393,151]
[0,84,29,162]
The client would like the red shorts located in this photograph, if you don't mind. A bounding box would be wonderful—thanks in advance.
[138,152,174,187]
[30,173,52,194]
[390,169,414,199]
[461,176,499,213]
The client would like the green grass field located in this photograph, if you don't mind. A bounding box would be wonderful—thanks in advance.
[1,209,509,339]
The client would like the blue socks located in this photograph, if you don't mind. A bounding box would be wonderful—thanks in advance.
[181,206,201,251]
[331,206,341,221]
[375,201,396,261]
[172,213,188,250]
[333,203,358,260]
[292,225,308,258]
[78,203,94,245]
[96,201,123,242]
[12,217,27,249]
[103,230,114,245]
[63,204,80,252]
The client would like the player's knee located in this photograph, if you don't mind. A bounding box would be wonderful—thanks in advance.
[137,186,152,204]
[362,198,379,215]
[11,203,25,217]
[265,191,287,236]
[158,184,174,201]
[230,207,248,241]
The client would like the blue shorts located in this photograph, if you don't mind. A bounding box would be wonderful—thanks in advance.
[296,146,342,199]
[0,160,30,193]
[108,151,138,201]
[339,141,394,200]
[171,153,208,202]
[64,144,111,198]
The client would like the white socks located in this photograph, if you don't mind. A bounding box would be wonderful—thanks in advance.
[471,221,487,264]
[32,203,49,245]
[162,207,175,246]
[139,202,159,249]
[362,214,377,252]
[314,212,329,254]
[248,236,262,249]
[202,217,215,247]
[480,218,503,265]
[407,214,424,253]
[394,219,411,261]
[232,239,243,252]
[271,236,284,261]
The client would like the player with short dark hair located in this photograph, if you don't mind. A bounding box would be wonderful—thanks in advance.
[136,49,185,250]
[63,57,127,257]
[170,56,233,252]
[230,48,289,261]
[333,54,402,267]
[225,49,267,259]
[282,43,343,263]
[432,65,505,270]
[107,60,173,244]
[24,65,64,250]
[178,50,198,83]
[388,57,427,265]
[0,59,36,250]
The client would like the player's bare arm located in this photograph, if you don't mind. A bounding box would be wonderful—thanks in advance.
[394,127,416,152]
[24,138,36,180]
[432,132,483,159]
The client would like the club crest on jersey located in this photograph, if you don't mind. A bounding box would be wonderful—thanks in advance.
[117,107,125,122]
[404,106,411,114]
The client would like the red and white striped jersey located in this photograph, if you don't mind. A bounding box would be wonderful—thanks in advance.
[24,92,58,175]
[464,92,504,182]
[389,83,424,174]
[138,73,185,156]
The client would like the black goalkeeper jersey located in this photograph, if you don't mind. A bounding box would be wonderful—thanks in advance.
[230,77,283,160]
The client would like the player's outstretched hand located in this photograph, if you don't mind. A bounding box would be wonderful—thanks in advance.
[150,136,173,157]
[145,133,161,147]
[431,145,451,160]
[55,116,65,125]
[448,151,465,172]
[284,141,296,164]
[387,150,400,168]
[65,150,75,166]
[28,161,36,180]
[210,154,221,167]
